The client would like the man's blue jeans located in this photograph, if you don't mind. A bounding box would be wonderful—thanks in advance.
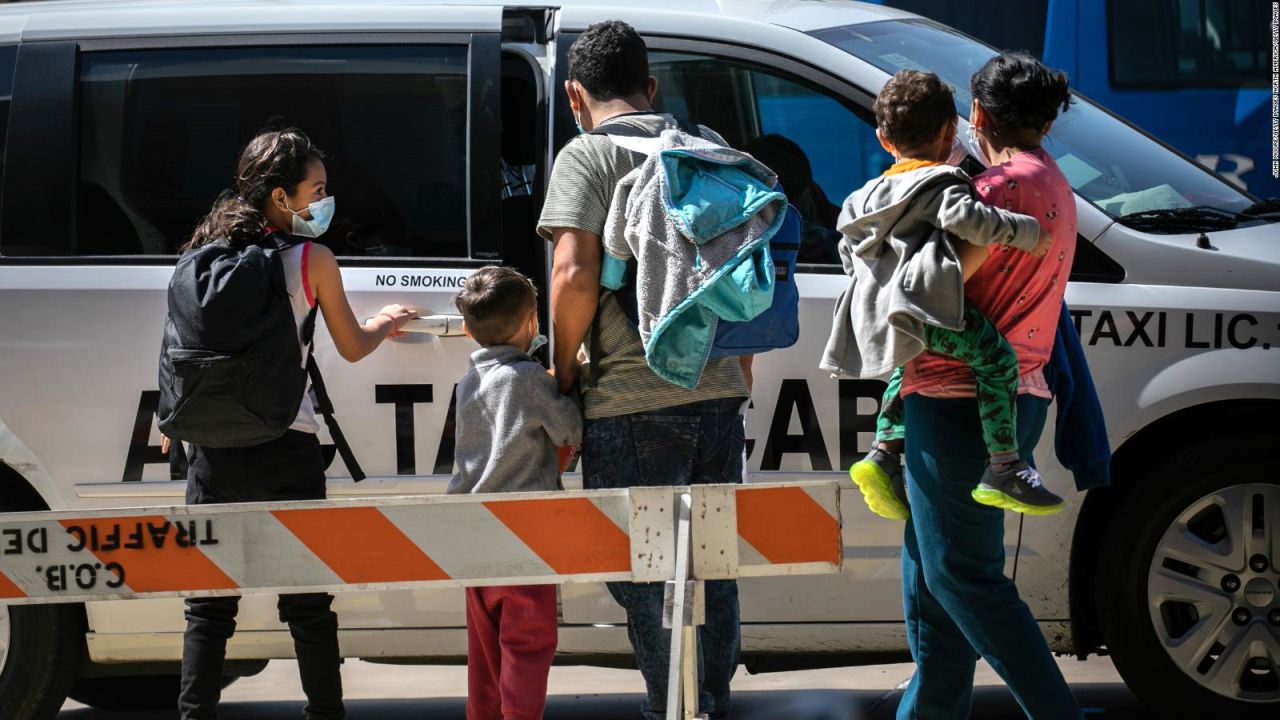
[898,394,1082,720]
[583,397,746,720]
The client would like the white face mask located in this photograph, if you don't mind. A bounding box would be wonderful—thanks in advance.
[570,82,589,135]
[963,123,983,164]
[287,196,335,238]
[527,333,548,355]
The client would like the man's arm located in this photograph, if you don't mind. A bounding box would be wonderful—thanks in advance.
[738,354,755,394]
[550,227,602,394]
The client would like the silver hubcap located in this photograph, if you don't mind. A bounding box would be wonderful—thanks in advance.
[0,606,9,672]
[1148,483,1280,703]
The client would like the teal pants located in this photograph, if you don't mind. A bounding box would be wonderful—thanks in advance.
[898,394,1082,720]
[877,305,1019,459]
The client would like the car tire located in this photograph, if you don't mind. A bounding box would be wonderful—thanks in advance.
[1096,435,1279,717]
[0,499,85,720]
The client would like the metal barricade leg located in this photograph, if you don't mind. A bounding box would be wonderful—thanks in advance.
[664,491,707,720]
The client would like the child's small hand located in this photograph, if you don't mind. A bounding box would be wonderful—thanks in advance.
[1029,226,1053,258]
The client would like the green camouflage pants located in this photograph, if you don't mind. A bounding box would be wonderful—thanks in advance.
[876,304,1019,458]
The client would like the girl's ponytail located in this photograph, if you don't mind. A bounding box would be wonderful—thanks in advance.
[187,190,267,251]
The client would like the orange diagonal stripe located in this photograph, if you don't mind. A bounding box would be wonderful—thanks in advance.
[0,570,25,599]
[272,507,450,584]
[59,516,238,593]
[736,487,840,566]
[484,498,630,575]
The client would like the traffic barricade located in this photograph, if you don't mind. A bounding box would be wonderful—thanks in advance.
[0,481,842,720]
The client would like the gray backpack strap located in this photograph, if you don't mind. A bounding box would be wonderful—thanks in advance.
[596,131,664,156]
[589,116,700,155]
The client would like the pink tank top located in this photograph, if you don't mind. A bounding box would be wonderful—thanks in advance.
[902,148,1076,398]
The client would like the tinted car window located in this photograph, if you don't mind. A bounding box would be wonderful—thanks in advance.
[77,45,468,257]
[650,52,880,265]
[1110,0,1269,88]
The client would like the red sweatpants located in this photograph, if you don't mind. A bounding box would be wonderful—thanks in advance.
[465,585,558,720]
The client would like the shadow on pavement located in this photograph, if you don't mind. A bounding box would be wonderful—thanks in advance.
[59,684,1156,719]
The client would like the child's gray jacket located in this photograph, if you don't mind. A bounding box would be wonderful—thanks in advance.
[449,345,582,495]
[820,164,1041,378]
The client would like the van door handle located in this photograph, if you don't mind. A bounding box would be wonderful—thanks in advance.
[400,314,466,337]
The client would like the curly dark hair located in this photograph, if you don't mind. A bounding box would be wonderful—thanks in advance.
[567,20,649,101]
[874,70,956,152]
[454,265,537,346]
[971,52,1072,134]
[185,127,325,251]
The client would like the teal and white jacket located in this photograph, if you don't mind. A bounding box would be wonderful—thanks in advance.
[599,127,787,388]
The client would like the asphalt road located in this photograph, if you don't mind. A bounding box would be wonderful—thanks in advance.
[61,656,1156,719]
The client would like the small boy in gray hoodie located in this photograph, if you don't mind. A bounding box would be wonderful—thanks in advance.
[821,70,1064,520]
[449,265,582,720]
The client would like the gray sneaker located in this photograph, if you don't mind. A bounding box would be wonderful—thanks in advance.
[972,461,1064,515]
[850,448,910,520]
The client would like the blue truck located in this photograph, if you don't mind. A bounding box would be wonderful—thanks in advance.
[871,0,1275,199]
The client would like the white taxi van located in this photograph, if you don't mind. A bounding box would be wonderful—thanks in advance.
[0,0,1275,717]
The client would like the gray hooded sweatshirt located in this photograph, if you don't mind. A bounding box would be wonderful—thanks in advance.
[600,127,785,388]
[449,345,582,495]
[820,164,1041,378]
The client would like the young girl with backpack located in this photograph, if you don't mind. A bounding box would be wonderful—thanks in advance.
[164,127,416,720]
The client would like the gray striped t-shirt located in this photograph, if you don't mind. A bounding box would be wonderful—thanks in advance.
[537,113,748,420]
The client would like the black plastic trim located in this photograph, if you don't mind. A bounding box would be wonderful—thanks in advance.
[467,32,502,261]
[0,254,489,269]
[796,263,845,275]
[551,31,579,157]
[1,41,79,255]
[75,32,473,51]
[1068,236,1126,284]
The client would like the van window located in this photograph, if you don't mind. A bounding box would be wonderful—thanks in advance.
[882,0,1048,58]
[1110,0,1269,88]
[650,52,881,266]
[77,45,469,257]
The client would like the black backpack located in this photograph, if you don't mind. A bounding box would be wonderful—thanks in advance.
[157,234,365,481]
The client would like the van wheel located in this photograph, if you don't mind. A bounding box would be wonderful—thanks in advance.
[0,490,85,719]
[1097,436,1279,717]
[0,597,84,719]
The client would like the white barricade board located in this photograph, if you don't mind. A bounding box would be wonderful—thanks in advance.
[0,482,842,605]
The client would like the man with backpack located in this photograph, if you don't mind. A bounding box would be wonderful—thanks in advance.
[537,20,753,720]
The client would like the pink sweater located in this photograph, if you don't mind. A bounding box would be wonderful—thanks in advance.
[903,148,1077,398]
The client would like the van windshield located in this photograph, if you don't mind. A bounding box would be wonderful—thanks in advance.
[811,20,1259,223]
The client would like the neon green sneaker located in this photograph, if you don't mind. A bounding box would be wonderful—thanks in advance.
[850,448,910,521]
[971,462,1064,515]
